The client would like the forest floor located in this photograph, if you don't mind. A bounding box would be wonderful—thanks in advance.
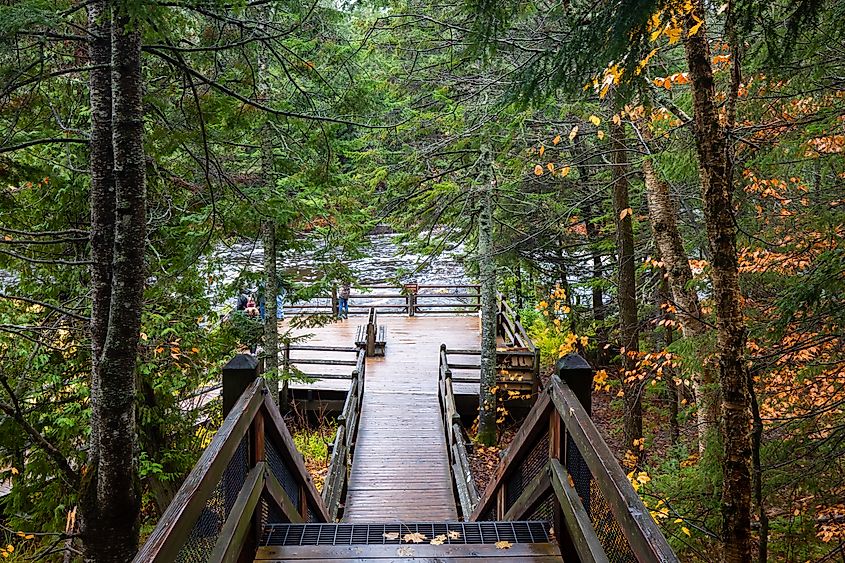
[287,416,336,493]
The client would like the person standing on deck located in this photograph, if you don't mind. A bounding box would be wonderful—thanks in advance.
[338,281,350,319]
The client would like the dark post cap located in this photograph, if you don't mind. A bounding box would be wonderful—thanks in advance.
[555,353,594,415]
[223,353,259,372]
[556,353,592,374]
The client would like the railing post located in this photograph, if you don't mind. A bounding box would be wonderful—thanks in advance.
[331,287,338,317]
[222,353,259,418]
[366,314,376,357]
[557,354,593,415]
[556,353,594,515]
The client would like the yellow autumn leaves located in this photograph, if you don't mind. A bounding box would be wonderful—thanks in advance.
[532,117,603,177]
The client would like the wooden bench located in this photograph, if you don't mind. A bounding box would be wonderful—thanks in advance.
[355,308,386,357]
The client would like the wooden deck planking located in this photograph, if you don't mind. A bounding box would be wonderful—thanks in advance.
[343,316,479,522]
[280,316,480,521]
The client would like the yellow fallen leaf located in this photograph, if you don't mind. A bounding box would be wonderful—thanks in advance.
[619,207,632,219]
[612,114,621,125]
[547,162,555,172]
[589,115,601,126]
[383,532,399,540]
[447,530,461,539]
[403,532,427,543]
[430,534,447,545]
[568,125,579,141]
[560,166,571,177]
[552,135,561,145]
[539,145,545,156]
[533,164,544,176]
[597,130,605,140]
[681,527,691,537]
[495,540,513,549]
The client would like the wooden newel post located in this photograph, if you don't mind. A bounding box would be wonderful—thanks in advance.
[550,353,594,562]
[557,353,594,521]
[223,353,259,418]
[556,353,593,415]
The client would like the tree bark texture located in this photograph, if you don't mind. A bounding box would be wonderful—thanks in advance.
[80,4,144,561]
[642,156,717,452]
[86,0,114,462]
[477,144,498,446]
[257,5,281,407]
[610,115,642,455]
[684,2,752,560]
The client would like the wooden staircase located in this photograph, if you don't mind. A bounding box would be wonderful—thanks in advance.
[135,303,680,563]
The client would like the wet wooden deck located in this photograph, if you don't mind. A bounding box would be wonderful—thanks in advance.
[281,316,480,521]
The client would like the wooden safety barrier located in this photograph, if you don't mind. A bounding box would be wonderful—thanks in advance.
[135,354,329,563]
[285,284,481,316]
[281,343,359,380]
[470,354,679,563]
[321,349,366,521]
[438,344,480,519]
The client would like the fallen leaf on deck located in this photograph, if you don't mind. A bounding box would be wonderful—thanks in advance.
[495,540,513,549]
[447,530,461,539]
[403,532,427,543]
[430,534,447,545]
[383,532,399,540]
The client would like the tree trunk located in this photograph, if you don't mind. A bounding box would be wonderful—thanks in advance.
[86,0,114,464]
[477,143,497,446]
[610,112,642,457]
[642,156,717,452]
[657,274,680,446]
[683,2,752,560]
[583,201,608,366]
[80,5,145,560]
[263,216,281,405]
[257,5,281,408]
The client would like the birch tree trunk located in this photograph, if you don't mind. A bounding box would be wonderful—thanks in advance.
[476,144,498,446]
[643,157,717,452]
[80,4,144,560]
[610,114,642,456]
[683,2,752,560]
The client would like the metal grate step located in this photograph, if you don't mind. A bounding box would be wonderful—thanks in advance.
[261,521,550,547]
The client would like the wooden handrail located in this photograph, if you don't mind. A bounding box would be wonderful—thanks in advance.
[468,354,678,563]
[136,379,265,562]
[322,348,366,521]
[136,363,332,562]
[438,344,479,519]
[550,379,676,562]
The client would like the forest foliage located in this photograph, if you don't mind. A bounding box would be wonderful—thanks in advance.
[0,0,844,561]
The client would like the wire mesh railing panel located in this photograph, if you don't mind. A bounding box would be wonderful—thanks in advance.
[505,432,549,511]
[527,494,554,524]
[588,470,638,563]
[174,437,249,563]
[266,435,300,509]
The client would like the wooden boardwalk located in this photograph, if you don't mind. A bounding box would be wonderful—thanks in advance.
[281,316,480,522]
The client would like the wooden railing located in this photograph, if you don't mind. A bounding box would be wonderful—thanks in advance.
[321,348,366,521]
[135,355,329,562]
[470,354,679,563]
[281,343,360,380]
[438,344,480,519]
[285,284,481,316]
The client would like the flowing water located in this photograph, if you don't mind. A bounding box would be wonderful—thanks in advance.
[209,232,475,311]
